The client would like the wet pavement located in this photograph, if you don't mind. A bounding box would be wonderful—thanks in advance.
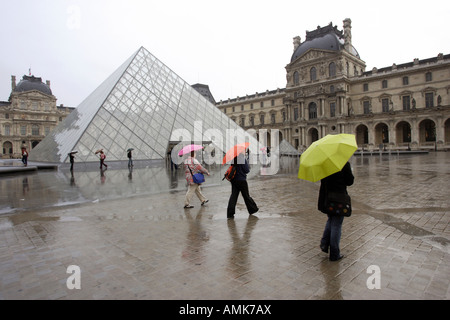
[0,152,449,300]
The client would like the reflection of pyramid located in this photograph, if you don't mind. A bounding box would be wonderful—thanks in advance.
[29,47,255,163]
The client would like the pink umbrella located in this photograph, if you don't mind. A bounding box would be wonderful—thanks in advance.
[178,144,203,156]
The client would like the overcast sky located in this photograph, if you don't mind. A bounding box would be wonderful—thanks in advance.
[1,0,449,107]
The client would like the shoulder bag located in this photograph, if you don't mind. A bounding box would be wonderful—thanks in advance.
[324,191,352,217]
[188,165,205,184]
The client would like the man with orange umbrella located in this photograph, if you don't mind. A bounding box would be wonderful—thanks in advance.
[224,143,258,219]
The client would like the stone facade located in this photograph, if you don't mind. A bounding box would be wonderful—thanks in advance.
[0,75,74,158]
[216,19,450,151]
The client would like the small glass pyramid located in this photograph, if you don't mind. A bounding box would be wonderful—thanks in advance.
[29,47,256,163]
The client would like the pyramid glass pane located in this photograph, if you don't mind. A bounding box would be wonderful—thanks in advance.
[29,46,259,164]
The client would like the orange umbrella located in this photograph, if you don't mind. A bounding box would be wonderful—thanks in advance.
[222,142,250,164]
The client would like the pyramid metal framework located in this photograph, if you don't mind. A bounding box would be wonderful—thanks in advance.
[29,47,257,163]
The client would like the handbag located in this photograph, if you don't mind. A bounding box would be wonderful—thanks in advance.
[324,192,352,217]
[188,166,205,184]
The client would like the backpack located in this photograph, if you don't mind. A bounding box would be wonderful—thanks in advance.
[223,165,237,181]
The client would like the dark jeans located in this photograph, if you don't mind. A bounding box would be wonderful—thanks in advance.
[320,215,344,260]
[227,180,258,218]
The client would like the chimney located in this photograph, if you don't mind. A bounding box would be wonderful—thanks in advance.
[11,75,16,91]
[343,18,352,52]
[46,80,51,87]
[293,36,301,52]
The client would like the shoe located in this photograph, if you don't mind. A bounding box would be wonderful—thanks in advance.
[184,205,194,208]
[201,200,209,206]
[320,244,328,253]
[329,255,344,261]
[227,215,234,219]
[249,208,259,215]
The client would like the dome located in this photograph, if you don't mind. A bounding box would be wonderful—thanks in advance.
[291,24,360,63]
[14,75,53,96]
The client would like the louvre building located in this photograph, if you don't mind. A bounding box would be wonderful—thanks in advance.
[29,47,257,164]
[216,19,450,151]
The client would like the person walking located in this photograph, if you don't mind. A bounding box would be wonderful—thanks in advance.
[183,151,209,208]
[226,153,259,219]
[127,149,133,167]
[22,148,28,167]
[318,161,354,261]
[99,150,108,169]
[69,153,75,171]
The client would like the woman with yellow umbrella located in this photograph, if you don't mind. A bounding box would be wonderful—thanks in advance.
[298,134,357,261]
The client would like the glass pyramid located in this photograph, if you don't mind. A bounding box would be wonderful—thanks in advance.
[29,47,257,164]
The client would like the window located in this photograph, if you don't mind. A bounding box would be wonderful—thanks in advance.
[32,102,38,110]
[346,62,349,75]
[310,67,317,81]
[44,103,50,111]
[293,71,299,85]
[45,126,50,135]
[425,92,434,108]
[260,101,264,108]
[282,111,286,122]
[241,105,244,111]
[363,101,371,114]
[271,113,276,124]
[403,76,409,85]
[271,99,275,106]
[382,80,388,89]
[354,66,358,76]
[425,72,432,82]
[330,85,335,93]
[232,106,235,112]
[382,98,390,113]
[5,124,10,135]
[329,62,336,77]
[250,116,254,126]
[260,114,265,125]
[5,113,9,119]
[32,125,39,135]
[250,103,253,110]
[402,96,410,110]
[21,125,27,135]
[240,118,245,127]
[330,102,336,117]
[363,83,369,92]
[308,102,317,119]
[293,107,299,121]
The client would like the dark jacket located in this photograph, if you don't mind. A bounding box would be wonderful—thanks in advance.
[232,154,250,181]
[318,162,354,213]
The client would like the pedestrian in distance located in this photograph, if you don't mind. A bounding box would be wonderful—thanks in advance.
[69,153,75,171]
[183,151,209,208]
[226,153,259,219]
[318,161,354,261]
[99,150,108,170]
[127,149,133,167]
[22,148,28,167]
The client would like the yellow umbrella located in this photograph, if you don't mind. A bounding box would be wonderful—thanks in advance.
[298,134,357,182]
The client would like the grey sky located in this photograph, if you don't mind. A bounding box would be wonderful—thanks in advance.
[1,0,449,107]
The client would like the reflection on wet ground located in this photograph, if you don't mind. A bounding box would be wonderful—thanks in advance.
[0,160,262,214]
[1,152,449,216]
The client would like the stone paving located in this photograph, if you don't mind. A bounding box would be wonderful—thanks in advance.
[0,152,449,300]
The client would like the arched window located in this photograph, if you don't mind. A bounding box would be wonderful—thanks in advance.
[329,62,336,77]
[293,71,299,85]
[308,102,317,119]
[310,67,317,81]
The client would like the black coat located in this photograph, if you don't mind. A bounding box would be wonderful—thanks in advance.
[318,162,354,213]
